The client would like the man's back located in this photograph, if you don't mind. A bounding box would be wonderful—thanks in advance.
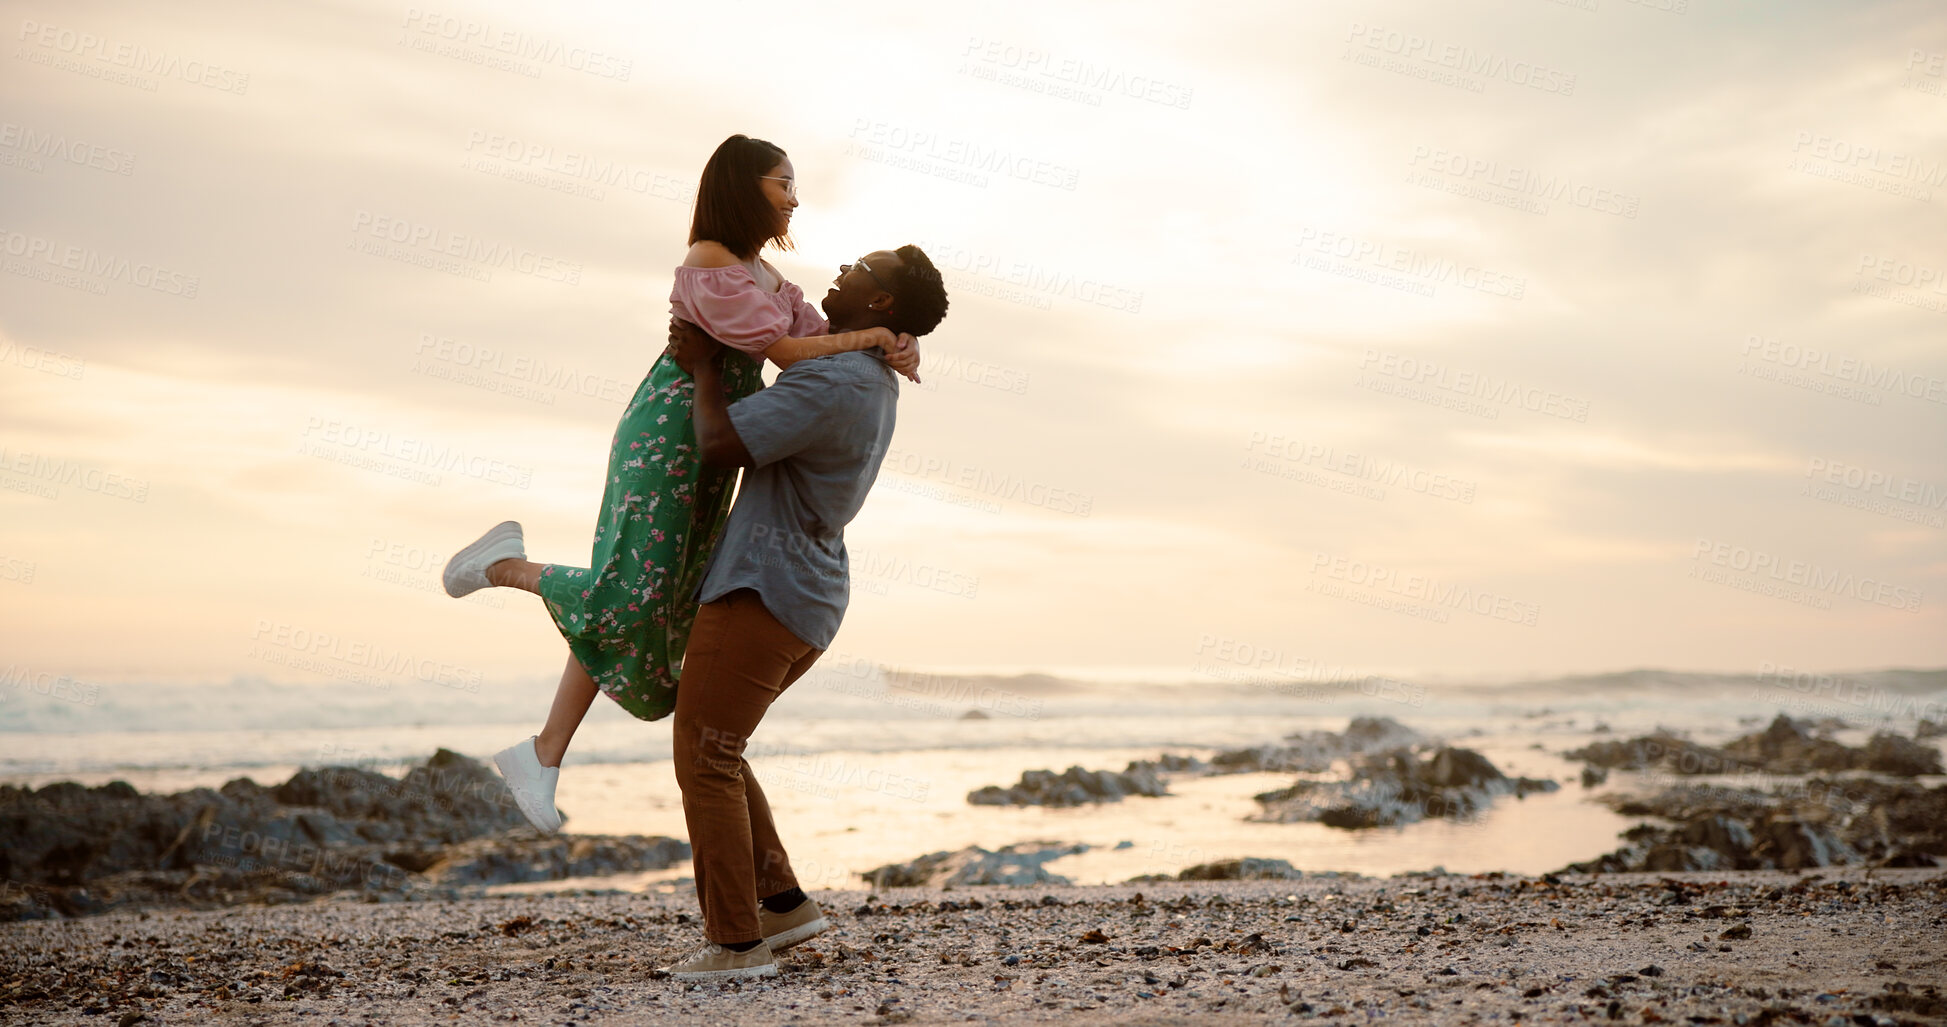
[695,350,899,649]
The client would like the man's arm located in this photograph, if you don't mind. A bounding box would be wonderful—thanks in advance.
[670,317,864,471]
[668,318,754,468]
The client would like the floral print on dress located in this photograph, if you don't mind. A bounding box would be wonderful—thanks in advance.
[535,348,765,721]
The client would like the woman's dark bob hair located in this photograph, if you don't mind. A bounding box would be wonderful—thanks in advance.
[689,134,791,260]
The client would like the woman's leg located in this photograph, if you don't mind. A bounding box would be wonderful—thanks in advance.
[479,558,592,767]
[486,557,544,594]
[534,654,597,769]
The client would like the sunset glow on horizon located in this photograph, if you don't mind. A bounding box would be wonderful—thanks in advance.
[2,0,1943,701]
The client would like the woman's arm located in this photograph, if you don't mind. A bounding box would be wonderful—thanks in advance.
[679,243,918,377]
[761,328,895,369]
[682,242,892,369]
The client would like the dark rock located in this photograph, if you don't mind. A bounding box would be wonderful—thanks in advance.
[427,834,689,886]
[1176,858,1302,881]
[859,841,1088,888]
[1724,715,1871,774]
[1567,715,1941,779]
[1860,732,1943,776]
[0,750,685,921]
[1251,746,1558,829]
[967,764,1167,807]
[1560,777,1946,874]
[1210,716,1425,775]
[1565,732,1747,776]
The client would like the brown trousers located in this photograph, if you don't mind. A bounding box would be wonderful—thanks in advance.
[672,588,822,943]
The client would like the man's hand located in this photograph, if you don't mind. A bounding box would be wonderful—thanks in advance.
[667,317,725,377]
[881,332,922,383]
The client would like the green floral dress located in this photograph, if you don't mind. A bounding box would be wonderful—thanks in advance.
[537,264,826,721]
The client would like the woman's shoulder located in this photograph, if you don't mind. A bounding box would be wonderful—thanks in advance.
[681,240,743,269]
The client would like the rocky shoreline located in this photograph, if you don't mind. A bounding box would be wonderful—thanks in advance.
[1560,715,1947,874]
[0,750,688,922]
[9,712,1942,928]
[963,716,1563,831]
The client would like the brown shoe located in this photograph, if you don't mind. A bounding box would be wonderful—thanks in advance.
[760,898,831,952]
[662,939,778,981]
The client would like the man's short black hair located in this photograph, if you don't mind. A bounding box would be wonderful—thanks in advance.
[884,244,949,337]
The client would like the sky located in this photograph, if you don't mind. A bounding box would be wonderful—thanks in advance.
[1,0,1943,696]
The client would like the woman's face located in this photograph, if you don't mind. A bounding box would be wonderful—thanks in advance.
[760,158,798,236]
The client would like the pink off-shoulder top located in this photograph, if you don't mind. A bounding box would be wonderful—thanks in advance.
[669,264,829,358]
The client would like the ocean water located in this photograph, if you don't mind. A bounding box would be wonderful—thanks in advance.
[4,664,1943,886]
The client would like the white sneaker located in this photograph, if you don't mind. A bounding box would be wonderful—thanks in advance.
[490,736,563,833]
[442,521,525,598]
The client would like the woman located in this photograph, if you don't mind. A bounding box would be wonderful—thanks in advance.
[438,134,919,832]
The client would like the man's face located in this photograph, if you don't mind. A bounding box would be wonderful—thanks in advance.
[821,249,902,324]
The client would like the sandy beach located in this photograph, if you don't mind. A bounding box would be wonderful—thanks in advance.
[4,868,1942,1026]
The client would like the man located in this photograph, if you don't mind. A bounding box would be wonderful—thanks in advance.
[658,245,949,981]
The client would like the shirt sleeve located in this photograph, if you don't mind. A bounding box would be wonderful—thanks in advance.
[783,281,830,338]
[669,267,793,356]
[726,362,863,467]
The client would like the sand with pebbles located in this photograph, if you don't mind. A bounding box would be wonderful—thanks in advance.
[3,868,1943,1026]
